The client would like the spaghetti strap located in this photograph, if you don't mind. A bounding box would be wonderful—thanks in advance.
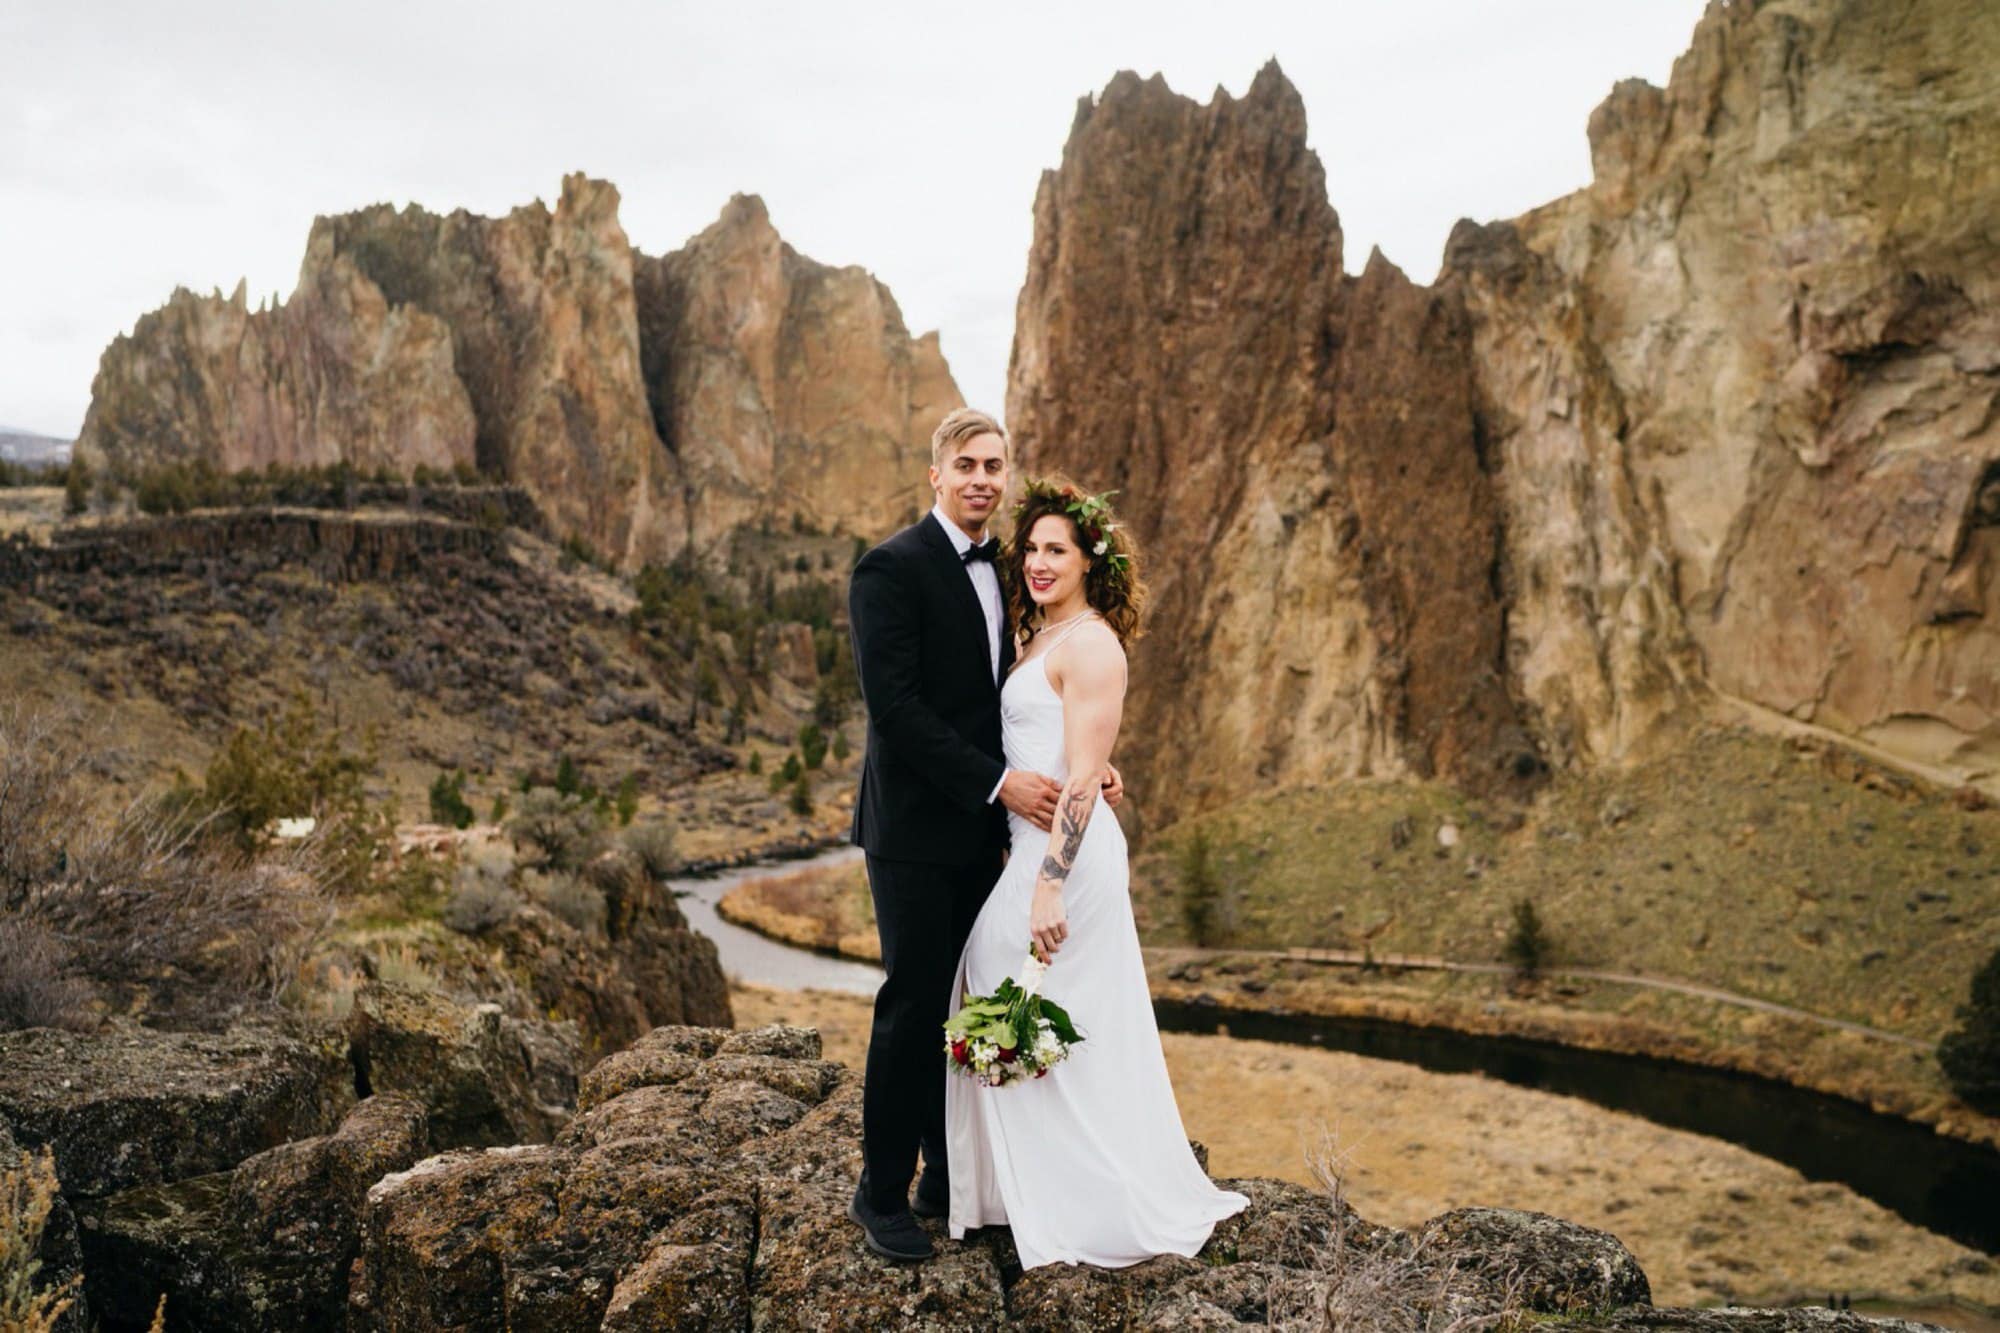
[1040,611,1100,654]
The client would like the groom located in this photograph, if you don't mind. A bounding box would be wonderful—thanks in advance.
[844,407,1117,1260]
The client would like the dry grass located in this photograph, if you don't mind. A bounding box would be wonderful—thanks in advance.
[0,1147,80,1333]
[1130,724,1999,1046]
[730,985,2000,1314]
[717,858,878,960]
[0,705,338,1029]
[1266,1135,1527,1333]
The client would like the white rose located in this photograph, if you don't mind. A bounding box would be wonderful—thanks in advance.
[1093,540,1107,556]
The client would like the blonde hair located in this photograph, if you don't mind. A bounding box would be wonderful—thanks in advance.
[930,407,1008,469]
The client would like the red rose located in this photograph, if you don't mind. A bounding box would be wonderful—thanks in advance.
[1035,1068,1049,1079]
[950,1040,969,1065]
[997,1045,1017,1064]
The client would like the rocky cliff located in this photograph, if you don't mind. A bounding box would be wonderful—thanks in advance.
[1009,66,1536,818]
[1008,0,1999,819]
[77,177,957,567]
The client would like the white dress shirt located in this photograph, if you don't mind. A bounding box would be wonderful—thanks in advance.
[932,503,1003,680]
[931,503,1009,805]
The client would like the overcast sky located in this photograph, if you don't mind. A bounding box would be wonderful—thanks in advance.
[1,1,1708,440]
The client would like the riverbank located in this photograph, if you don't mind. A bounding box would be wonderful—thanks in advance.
[715,853,879,960]
[706,724,2000,1152]
[710,848,1999,1151]
[732,983,2000,1320]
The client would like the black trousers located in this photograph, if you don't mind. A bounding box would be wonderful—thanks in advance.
[860,847,1003,1213]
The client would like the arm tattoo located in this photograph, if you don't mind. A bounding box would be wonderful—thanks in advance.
[1037,784,1096,888]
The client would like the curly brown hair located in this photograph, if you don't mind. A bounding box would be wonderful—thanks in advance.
[1002,476,1147,646]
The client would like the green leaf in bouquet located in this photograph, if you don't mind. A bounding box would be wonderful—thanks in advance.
[1036,997,1083,1045]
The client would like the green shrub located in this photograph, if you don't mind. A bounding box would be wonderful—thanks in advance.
[63,457,91,516]
[622,819,679,880]
[526,869,606,936]
[1178,828,1225,947]
[558,533,600,571]
[201,693,387,890]
[788,770,813,817]
[554,755,581,797]
[832,730,851,763]
[779,752,802,783]
[505,787,606,871]
[444,868,520,928]
[799,723,828,771]
[1504,898,1548,977]
[614,773,640,827]
[428,770,474,829]
[748,751,764,776]
[1940,945,2000,1115]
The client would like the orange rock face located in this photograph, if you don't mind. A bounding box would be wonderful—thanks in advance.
[1011,0,2000,817]
[77,177,958,566]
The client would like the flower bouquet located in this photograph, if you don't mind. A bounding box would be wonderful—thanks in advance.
[944,950,1084,1086]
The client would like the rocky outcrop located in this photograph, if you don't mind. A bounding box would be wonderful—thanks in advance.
[76,1095,430,1331]
[76,272,476,479]
[635,193,957,553]
[302,175,679,568]
[77,177,960,568]
[406,852,733,1062]
[346,984,579,1149]
[1008,0,2000,814]
[0,506,518,589]
[0,1020,353,1200]
[13,1020,1947,1331]
[1008,65,1535,821]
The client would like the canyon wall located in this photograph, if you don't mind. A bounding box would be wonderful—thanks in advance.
[76,177,957,566]
[1009,0,1999,820]
[1008,66,1536,819]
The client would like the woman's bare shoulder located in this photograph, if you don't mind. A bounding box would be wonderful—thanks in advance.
[1052,618,1126,682]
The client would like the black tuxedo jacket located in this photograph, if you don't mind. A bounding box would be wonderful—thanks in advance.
[848,512,1015,865]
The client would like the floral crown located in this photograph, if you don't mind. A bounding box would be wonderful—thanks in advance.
[1014,478,1132,576]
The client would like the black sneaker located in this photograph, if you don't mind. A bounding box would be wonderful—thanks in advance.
[910,1168,948,1220]
[848,1185,935,1261]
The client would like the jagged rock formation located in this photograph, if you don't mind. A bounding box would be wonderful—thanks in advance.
[1008,0,2000,817]
[76,272,476,479]
[636,194,964,553]
[1009,66,1536,819]
[5,1020,1950,1331]
[77,177,959,567]
[1443,0,1999,785]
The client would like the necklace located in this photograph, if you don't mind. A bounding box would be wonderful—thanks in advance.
[1032,608,1098,639]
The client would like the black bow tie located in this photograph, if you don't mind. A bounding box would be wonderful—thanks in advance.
[962,538,999,564]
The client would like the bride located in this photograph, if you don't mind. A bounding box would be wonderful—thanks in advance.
[946,478,1247,1269]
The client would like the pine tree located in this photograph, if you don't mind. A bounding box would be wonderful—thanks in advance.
[1504,898,1547,977]
[1940,945,2000,1114]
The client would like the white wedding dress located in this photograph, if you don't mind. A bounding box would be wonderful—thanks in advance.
[946,617,1248,1269]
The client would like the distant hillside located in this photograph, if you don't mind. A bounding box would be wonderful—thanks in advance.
[0,428,72,465]
[0,490,861,824]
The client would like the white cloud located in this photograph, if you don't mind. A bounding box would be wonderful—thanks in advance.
[0,0,1705,439]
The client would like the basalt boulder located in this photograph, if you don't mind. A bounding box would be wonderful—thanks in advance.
[0,1019,353,1200]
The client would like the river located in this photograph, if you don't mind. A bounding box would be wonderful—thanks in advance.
[671,847,2000,1265]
